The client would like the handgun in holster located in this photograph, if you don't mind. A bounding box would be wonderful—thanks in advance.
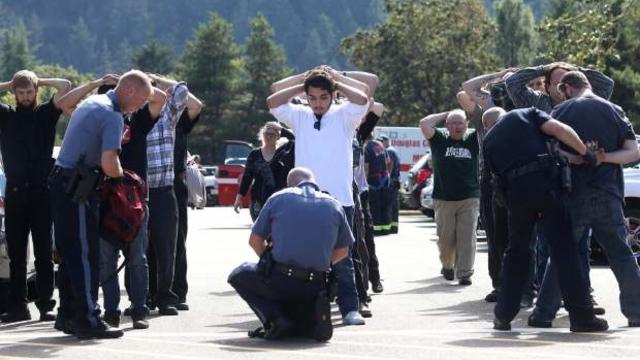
[256,246,274,279]
[547,140,572,193]
[65,154,103,204]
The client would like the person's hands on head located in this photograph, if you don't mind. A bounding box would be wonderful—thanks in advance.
[100,74,120,86]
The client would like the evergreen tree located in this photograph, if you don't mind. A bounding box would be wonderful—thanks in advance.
[180,12,242,161]
[1,20,36,80]
[495,0,537,67]
[130,39,176,75]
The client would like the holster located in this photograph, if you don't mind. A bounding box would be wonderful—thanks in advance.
[256,247,274,279]
[65,156,103,204]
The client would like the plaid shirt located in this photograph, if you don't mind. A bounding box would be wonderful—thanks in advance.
[146,83,189,188]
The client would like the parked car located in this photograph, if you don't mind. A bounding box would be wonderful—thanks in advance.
[201,165,218,206]
[400,153,432,210]
[592,165,640,264]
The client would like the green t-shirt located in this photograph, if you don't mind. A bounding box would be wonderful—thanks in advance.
[429,128,480,201]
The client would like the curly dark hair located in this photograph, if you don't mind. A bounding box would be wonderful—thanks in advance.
[304,69,336,94]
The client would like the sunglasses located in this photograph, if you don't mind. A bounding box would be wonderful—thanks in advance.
[313,118,321,131]
[557,82,568,94]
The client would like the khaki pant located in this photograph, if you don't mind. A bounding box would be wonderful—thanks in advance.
[433,198,480,279]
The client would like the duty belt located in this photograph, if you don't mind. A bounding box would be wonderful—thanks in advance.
[273,263,328,283]
[505,156,554,182]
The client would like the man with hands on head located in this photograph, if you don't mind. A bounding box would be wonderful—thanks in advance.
[0,70,72,323]
[419,109,480,286]
[267,66,370,326]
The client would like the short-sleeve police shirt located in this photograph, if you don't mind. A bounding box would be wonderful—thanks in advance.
[0,97,62,186]
[252,183,354,272]
[483,107,553,176]
[56,91,123,169]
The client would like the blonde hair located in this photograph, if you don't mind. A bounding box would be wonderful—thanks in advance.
[11,70,38,90]
[257,121,282,142]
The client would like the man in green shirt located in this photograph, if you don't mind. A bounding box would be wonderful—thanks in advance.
[419,109,480,285]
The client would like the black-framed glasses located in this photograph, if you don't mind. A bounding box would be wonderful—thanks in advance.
[313,117,321,131]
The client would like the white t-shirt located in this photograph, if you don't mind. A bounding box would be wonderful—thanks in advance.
[271,101,369,207]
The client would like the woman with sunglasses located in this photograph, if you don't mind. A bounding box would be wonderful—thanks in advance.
[234,122,286,221]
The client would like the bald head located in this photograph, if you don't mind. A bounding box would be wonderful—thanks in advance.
[445,109,468,141]
[287,167,316,187]
[445,109,467,124]
[115,70,153,113]
[482,107,506,130]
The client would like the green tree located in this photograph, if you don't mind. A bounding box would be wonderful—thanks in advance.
[241,14,290,129]
[341,0,498,125]
[130,39,176,74]
[536,0,622,69]
[180,12,243,162]
[67,17,97,73]
[0,20,36,80]
[608,1,640,127]
[495,0,537,67]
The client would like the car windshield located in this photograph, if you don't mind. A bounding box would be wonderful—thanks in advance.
[410,153,430,173]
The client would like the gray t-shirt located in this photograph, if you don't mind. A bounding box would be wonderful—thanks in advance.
[56,91,123,169]
[252,182,354,272]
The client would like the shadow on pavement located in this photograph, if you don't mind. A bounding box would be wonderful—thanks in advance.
[207,335,328,352]
[419,299,494,322]
[209,290,237,297]
[446,329,621,348]
[0,335,93,358]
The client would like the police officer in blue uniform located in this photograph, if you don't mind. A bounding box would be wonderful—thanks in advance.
[50,70,152,339]
[228,167,353,341]
[482,106,608,332]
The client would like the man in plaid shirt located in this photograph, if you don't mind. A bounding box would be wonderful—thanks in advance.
[145,75,189,316]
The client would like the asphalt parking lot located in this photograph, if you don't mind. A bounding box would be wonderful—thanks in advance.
[1,207,638,360]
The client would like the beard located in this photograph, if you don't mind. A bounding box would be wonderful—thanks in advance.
[16,99,36,111]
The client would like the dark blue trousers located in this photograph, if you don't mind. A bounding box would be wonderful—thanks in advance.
[49,172,101,329]
[495,171,593,323]
[228,263,325,325]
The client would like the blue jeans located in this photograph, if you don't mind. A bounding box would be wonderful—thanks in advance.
[333,206,360,316]
[534,188,640,322]
[100,205,150,318]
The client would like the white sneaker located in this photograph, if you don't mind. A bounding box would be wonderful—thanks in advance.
[343,311,366,325]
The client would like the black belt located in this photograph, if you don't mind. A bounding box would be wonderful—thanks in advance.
[50,165,75,178]
[273,263,328,283]
[505,156,554,182]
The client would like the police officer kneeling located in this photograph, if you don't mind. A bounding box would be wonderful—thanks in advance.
[482,107,608,332]
[228,167,353,341]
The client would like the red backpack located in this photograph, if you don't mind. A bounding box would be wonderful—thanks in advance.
[100,170,147,248]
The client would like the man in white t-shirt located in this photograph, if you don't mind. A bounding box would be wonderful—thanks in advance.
[267,67,370,326]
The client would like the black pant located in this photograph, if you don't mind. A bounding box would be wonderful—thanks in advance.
[228,262,326,336]
[389,180,400,233]
[49,173,101,329]
[5,184,55,312]
[480,174,508,290]
[147,186,179,306]
[369,186,391,235]
[173,173,189,302]
[360,191,380,283]
[494,171,594,323]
